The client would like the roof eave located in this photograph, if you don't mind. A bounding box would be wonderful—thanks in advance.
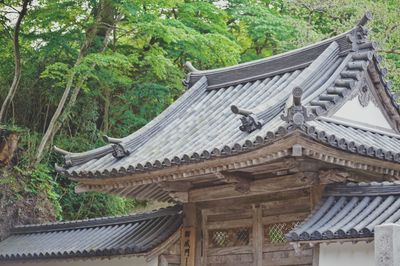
[71,130,400,194]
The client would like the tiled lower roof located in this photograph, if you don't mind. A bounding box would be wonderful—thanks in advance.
[0,206,182,261]
[287,182,400,242]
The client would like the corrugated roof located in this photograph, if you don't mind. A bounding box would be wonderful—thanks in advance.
[287,182,400,242]
[0,206,182,261]
[55,17,400,179]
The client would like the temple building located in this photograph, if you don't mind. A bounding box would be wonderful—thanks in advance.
[0,13,399,266]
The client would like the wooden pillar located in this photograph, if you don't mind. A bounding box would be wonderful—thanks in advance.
[182,203,201,266]
[310,183,325,210]
[310,182,324,266]
[201,209,208,266]
[312,245,320,266]
[253,204,263,266]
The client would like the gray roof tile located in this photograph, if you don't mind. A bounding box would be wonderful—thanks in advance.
[287,182,400,241]
[0,206,182,260]
[55,24,400,179]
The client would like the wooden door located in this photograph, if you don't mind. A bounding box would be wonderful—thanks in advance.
[201,196,314,266]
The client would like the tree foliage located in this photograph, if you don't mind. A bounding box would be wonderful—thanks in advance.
[0,0,398,222]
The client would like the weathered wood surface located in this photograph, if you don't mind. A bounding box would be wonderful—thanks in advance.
[189,173,316,202]
[75,131,400,192]
[262,248,313,266]
[159,254,180,266]
[201,189,314,266]
[253,205,263,266]
[207,246,253,256]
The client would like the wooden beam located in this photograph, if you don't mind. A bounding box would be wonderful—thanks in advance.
[159,181,192,192]
[207,246,253,256]
[189,173,316,202]
[197,189,309,210]
[207,218,253,230]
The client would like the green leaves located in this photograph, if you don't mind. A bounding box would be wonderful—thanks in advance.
[1,0,399,222]
[40,62,70,89]
[227,0,322,59]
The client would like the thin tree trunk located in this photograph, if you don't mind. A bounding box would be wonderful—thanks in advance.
[34,0,117,164]
[51,26,114,139]
[34,52,84,165]
[102,87,111,133]
[0,0,31,123]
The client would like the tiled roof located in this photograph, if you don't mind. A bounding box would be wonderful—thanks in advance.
[307,118,400,161]
[55,15,400,179]
[0,206,182,261]
[287,182,400,242]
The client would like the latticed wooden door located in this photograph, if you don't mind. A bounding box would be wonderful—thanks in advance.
[202,201,314,266]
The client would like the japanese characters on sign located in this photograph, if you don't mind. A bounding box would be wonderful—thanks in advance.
[181,227,195,266]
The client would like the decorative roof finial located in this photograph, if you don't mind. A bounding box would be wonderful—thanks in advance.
[111,143,130,159]
[281,86,314,129]
[102,135,122,144]
[357,11,372,27]
[184,61,198,72]
[347,12,375,51]
[53,145,71,155]
[182,62,199,89]
[231,105,263,133]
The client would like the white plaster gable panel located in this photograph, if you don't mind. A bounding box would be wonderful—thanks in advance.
[332,88,394,131]
[319,242,374,266]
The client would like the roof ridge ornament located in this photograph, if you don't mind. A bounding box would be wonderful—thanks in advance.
[231,105,264,133]
[347,12,374,51]
[102,135,122,144]
[182,62,200,88]
[112,143,130,159]
[184,61,198,72]
[281,86,314,129]
[53,145,72,155]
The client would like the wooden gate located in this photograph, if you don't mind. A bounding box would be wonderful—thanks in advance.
[201,192,314,266]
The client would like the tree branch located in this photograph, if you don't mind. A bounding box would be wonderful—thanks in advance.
[377,49,400,55]
[0,0,31,123]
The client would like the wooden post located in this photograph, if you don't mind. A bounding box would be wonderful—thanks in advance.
[201,209,208,266]
[253,204,263,266]
[181,203,200,266]
[310,181,324,266]
[310,183,325,210]
[181,227,195,266]
[312,245,320,266]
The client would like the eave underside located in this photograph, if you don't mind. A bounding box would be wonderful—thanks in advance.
[73,132,400,203]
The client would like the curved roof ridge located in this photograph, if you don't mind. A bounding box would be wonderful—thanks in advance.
[186,29,353,89]
[254,41,340,123]
[191,30,351,75]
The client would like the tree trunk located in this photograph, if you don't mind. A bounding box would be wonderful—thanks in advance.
[102,87,111,133]
[0,0,31,123]
[34,0,117,164]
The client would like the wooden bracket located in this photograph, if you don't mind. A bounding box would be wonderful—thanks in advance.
[158,181,192,203]
[319,169,350,184]
[170,191,189,203]
[214,171,252,193]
